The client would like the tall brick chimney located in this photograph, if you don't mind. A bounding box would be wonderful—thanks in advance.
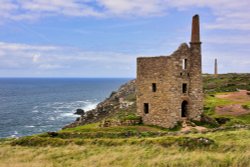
[191,14,200,44]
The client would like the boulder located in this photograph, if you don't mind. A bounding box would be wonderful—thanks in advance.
[74,109,85,115]
[215,117,230,124]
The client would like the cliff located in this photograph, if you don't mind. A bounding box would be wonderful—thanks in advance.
[63,79,136,129]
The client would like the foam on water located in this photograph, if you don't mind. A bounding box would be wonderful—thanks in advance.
[25,125,35,128]
[0,78,130,138]
[83,102,98,111]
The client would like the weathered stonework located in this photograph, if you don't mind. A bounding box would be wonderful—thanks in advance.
[136,15,203,128]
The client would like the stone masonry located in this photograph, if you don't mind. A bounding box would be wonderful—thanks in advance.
[136,15,203,128]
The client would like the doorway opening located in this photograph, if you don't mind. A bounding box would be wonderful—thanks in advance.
[181,101,188,117]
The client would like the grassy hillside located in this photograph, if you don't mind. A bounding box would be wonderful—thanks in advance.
[1,129,250,167]
[203,73,250,93]
[0,73,250,167]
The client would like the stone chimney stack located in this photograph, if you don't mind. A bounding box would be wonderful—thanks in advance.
[189,14,203,119]
[214,58,218,77]
[189,14,202,68]
[191,14,200,44]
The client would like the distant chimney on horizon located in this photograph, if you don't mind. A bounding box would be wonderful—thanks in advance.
[214,58,218,77]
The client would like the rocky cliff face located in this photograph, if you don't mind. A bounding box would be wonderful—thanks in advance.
[63,80,136,129]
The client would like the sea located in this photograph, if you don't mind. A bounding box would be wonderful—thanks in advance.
[0,78,131,138]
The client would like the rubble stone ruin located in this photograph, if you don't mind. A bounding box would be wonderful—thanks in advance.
[136,15,203,128]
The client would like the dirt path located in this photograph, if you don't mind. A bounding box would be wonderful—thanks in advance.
[216,90,250,103]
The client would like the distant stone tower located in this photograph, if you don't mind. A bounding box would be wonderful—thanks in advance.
[136,15,203,128]
[214,58,218,77]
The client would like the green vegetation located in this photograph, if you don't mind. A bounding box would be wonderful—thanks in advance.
[202,91,250,127]
[242,104,250,110]
[124,94,136,102]
[203,94,234,116]
[1,73,250,166]
[10,135,215,149]
[114,110,141,121]
[61,124,163,133]
[1,129,250,167]
[203,73,250,93]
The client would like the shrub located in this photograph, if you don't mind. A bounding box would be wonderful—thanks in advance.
[191,114,219,128]
[242,104,250,110]
[11,136,71,147]
[177,137,215,150]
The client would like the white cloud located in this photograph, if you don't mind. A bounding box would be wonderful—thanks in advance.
[0,0,250,31]
[0,41,136,76]
[32,54,41,63]
[98,0,166,16]
[38,64,63,70]
[0,41,249,76]
[168,0,250,30]
[0,42,58,51]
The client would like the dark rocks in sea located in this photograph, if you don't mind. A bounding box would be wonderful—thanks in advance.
[63,79,136,129]
[74,109,85,115]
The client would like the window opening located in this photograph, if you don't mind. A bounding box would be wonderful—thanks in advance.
[144,103,149,114]
[182,59,187,70]
[182,83,187,93]
[152,83,157,92]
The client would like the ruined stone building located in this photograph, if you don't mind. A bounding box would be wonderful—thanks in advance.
[136,15,203,128]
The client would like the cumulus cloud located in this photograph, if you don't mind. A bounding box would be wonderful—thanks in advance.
[168,0,250,30]
[0,0,249,31]
[97,0,167,16]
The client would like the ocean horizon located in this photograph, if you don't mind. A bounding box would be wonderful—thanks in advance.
[0,78,132,138]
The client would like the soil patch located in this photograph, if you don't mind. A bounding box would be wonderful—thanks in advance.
[215,90,250,116]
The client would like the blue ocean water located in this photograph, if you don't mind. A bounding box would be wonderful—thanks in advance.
[0,78,131,138]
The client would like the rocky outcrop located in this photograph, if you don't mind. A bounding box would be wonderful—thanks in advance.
[74,109,85,115]
[63,80,136,129]
[99,119,142,127]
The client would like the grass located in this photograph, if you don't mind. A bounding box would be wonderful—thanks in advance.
[205,94,234,108]
[61,124,164,133]
[1,129,250,167]
[203,92,250,126]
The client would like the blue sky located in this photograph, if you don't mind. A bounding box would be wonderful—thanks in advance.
[0,0,249,77]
